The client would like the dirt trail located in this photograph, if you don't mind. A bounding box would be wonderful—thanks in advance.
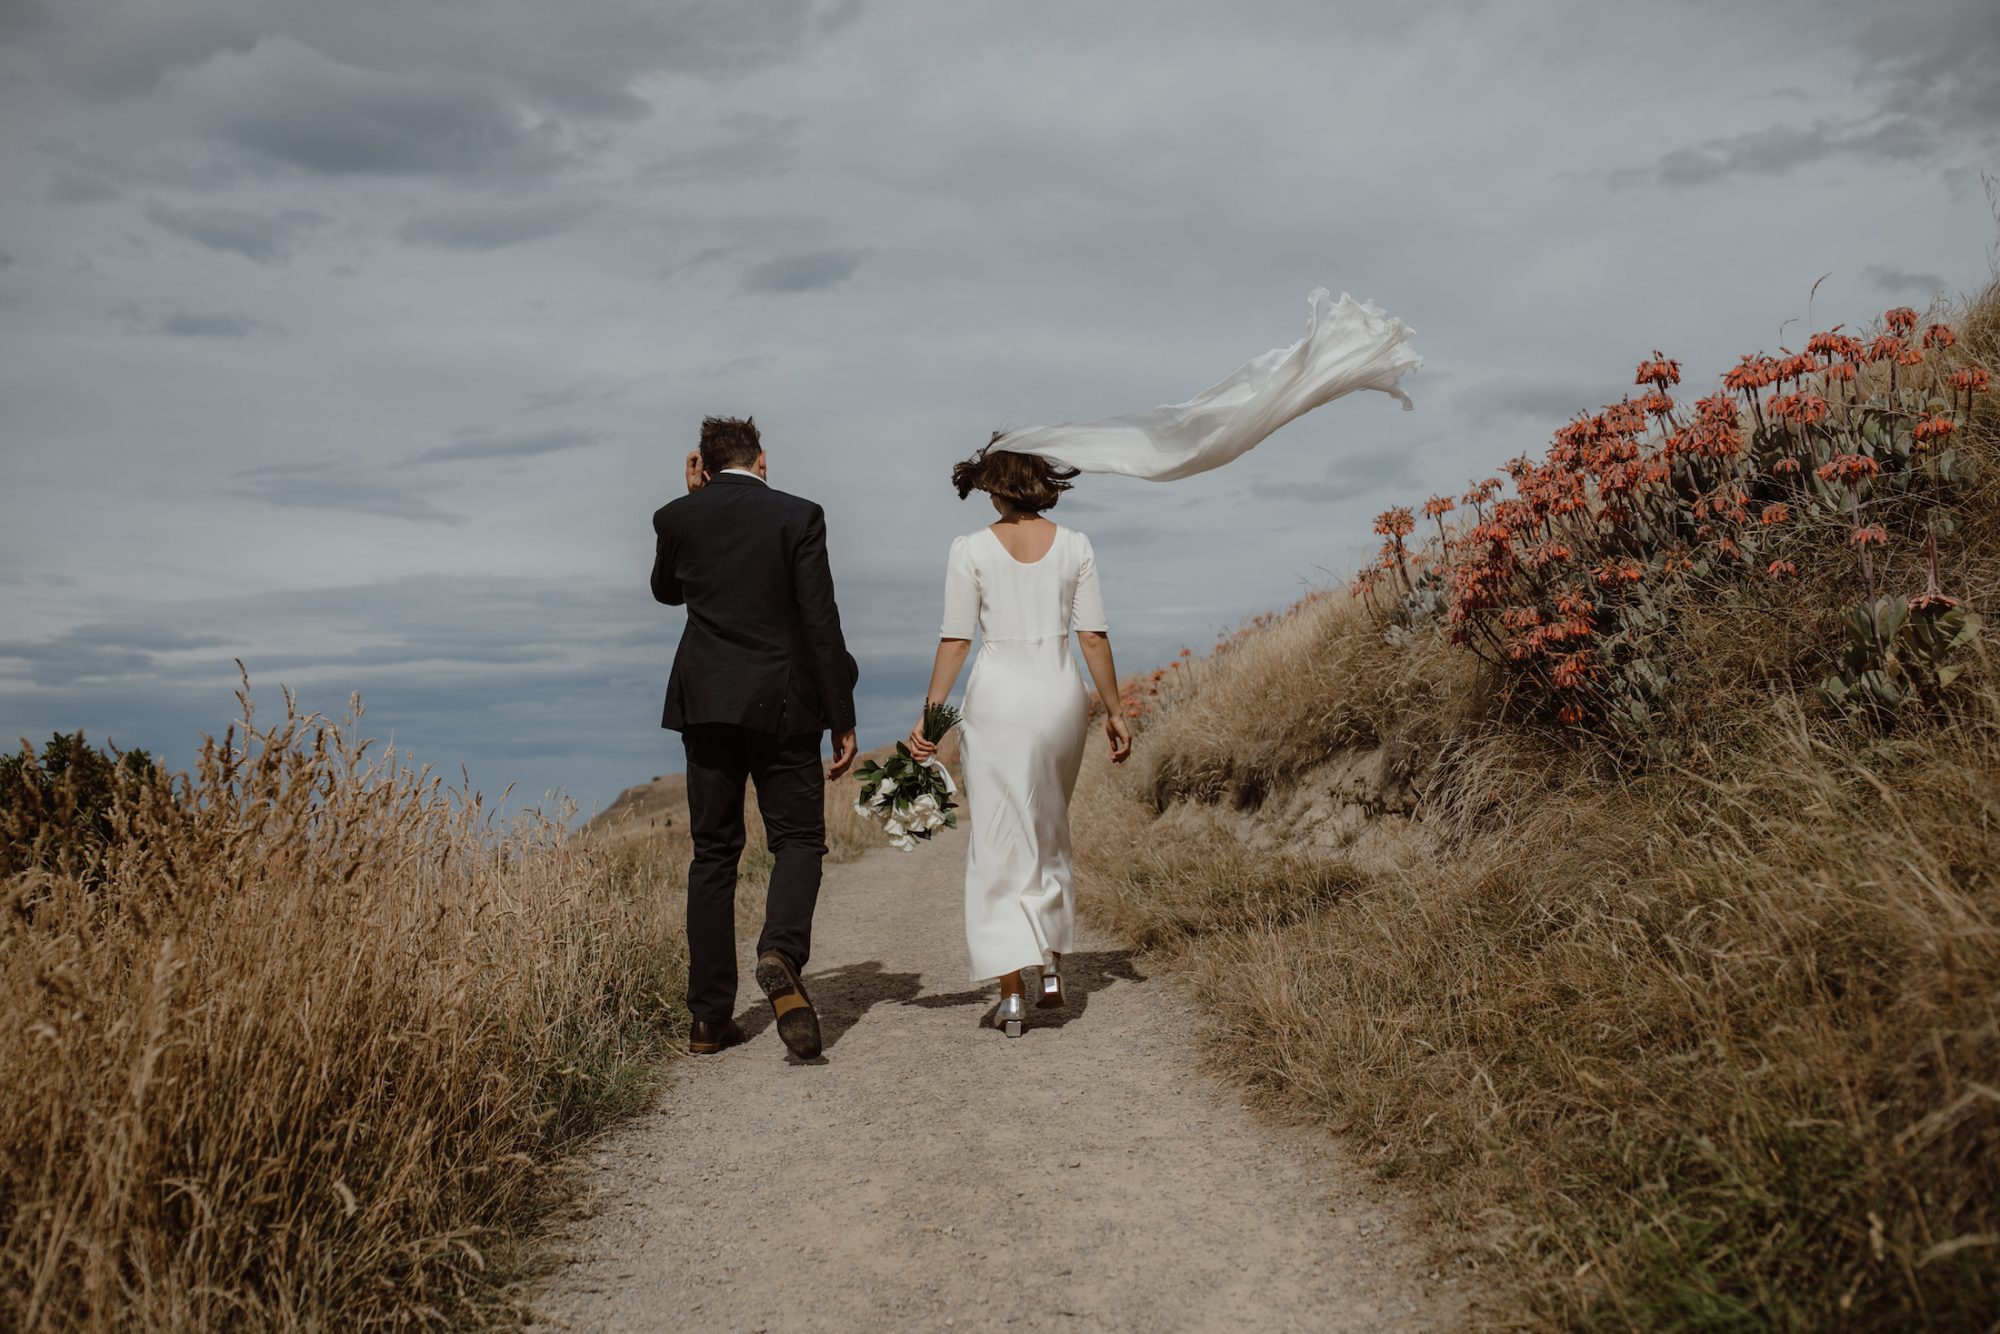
[532,828,1482,1332]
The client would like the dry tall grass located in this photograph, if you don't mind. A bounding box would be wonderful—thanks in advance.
[1,683,870,1329]
[1074,281,2000,1328]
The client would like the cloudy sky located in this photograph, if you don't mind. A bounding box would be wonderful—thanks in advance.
[1,0,1995,816]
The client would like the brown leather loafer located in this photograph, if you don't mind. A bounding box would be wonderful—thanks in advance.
[754,950,822,1060]
[688,1017,745,1055]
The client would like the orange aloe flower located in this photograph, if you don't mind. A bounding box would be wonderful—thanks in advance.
[1549,651,1601,689]
[1760,503,1791,526]
[1634,353,1681,388]
[1373,506,1415,539]
[1948,367,1989,394]
[1912,415,1956,444]
[1771,392,1829,425]
[1816,454,1881,485]
[1849,524,1889,548]
[1766,559,1797,579]
[1723,355,1778,393]
[1884,307,1919,334]
[1864,334,1906,364]
[1807,328,1864,360]
[1922,323,1957,350]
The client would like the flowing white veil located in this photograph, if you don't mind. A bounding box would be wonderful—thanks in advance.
[993,289,1420,482]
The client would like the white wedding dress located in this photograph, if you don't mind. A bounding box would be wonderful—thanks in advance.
[941,525,1106,982]
[935,286,1418,984]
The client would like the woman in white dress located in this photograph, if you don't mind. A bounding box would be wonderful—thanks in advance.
[906,288,1421,1036]
[907,445,1133,1037]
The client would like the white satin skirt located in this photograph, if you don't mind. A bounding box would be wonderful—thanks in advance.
[959,634,1091,982]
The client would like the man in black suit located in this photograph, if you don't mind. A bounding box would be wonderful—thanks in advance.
[651,416,859,1060]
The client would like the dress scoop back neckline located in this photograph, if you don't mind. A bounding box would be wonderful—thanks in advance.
[984,521,1062,568]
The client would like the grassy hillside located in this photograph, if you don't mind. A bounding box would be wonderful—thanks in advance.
[1,686,870,1329]
[1073,281,2000,1328]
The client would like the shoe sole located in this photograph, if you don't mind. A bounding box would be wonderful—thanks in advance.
[755,954,823,1060]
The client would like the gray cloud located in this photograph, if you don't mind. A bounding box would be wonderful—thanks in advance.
[397,197,596,250]
[1452,379,1604,426]
[165,37,565,179]
[157,310,266,338]
[1599,116,1942,189]
[0,250,14,271]
[738,247,869,294]
[0,0,49,45]
[1854,0,2000,129]
[1248,444,1421,507]
[144,199,326,262]
[410,426,604,464]
[0,624,229,688]
[231,460,464,523]
[49,168,119,204]
[1865,263,1951,294]
[518,376,634,413]
[30,2,866,184]
[117,305,279,338]
[639,113,800,182]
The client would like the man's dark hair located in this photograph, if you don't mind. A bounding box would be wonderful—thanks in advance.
[699,416,763,474]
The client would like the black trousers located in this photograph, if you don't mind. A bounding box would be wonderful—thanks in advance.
[681,724,827,1024]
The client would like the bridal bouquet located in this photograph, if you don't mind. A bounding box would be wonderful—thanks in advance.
[852,702,960,851]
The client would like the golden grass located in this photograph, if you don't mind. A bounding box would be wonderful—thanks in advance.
[1074,282,2000,1328]
[1,686,873,1329]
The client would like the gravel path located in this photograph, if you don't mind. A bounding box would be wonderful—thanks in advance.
[531,827,1482,1332]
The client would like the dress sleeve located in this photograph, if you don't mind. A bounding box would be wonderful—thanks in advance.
[940,535,978,639]
[1070,532,1109,633]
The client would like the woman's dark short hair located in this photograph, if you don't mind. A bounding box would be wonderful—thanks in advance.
[699,416,762,473]
[951,435,1079,513]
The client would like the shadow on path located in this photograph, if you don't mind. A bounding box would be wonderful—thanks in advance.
[727,948,1151,1052]
[905,947,1149,1032]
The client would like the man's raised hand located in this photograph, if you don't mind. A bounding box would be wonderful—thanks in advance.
[684,450,708,493]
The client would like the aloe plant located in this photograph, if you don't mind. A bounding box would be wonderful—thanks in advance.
[1818,595,1981,714]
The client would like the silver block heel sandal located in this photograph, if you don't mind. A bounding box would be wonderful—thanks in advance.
[1037,954,1065,1009]
[997,990,1027,1038]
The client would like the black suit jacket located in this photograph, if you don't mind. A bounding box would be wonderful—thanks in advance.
[651,472,859,736]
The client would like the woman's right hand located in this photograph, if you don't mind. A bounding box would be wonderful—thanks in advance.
[907,720,938,762]
[1104,712,1133,764]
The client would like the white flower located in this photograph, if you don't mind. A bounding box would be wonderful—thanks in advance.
[875,778,897,798]
[912,793,939,813]
[852,799,872,818]
[883,817,906,837]
[889,833,918,852]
